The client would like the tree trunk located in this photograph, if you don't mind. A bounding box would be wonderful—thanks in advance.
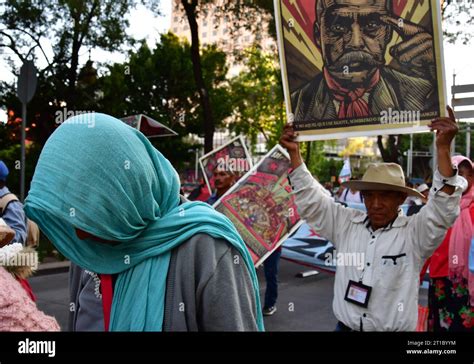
[377,135,402,163]
[66,0,99,110]
[181,0,215,153]
[305,141,312,166]
[67,24,80,109]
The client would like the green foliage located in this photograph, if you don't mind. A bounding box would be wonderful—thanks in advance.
[1,0,160,112]
[229,46,285,152]
[1,0,150,56]
[399,133,433,153]
[301,141,343,183]
[315,158,344,184]
[0,141,42,196]
[96,33,232,169]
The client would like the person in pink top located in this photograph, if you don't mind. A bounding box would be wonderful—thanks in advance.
[0,222,59,331]
[423,155,474,331]
[0,266,60,331]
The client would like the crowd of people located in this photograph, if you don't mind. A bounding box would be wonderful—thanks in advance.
[0,108,472,332]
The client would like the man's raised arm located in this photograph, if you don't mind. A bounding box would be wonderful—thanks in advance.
[429,106,459,195]
[279,124,358,245]
[411,106,467,259]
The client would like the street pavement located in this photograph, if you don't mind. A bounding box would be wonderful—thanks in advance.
[257,259,337,331]
[30,271,70,331]
[29,258,427,331]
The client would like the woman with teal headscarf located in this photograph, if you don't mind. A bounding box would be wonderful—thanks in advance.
[25,113,264,331]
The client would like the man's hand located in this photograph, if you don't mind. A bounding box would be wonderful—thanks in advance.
[429,106,458,192]
[429,106,458,150]
[381,15,435,79]
[279,123,303,170]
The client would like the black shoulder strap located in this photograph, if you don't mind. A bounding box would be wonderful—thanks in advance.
[343,188,349,200]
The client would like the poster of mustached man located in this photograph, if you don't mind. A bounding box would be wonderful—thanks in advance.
[274,0,447,140]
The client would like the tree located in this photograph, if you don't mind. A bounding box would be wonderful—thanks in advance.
[377,132,438,180]
[96,33,232,169]
[377,135,403,164]
[0,55,104,146]
[442,0,474,44]
[0,0,160,109]
[171,0,275,152]
[229,46,285,152]
[178,0,216,153]
[302,141,341,183]
[0,0,164,147]
[0,109,43,195]
[0,0,168,191]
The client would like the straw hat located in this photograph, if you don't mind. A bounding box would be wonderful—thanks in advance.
[342,163,424,199]
[0,218,15,248]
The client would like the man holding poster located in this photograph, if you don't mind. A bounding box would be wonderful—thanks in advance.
[275,0,446,139]
[280,107,467,331]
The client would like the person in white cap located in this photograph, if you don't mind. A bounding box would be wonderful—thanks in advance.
[280,107,467,331]
[407,183,430,216]
[417,183,430,200]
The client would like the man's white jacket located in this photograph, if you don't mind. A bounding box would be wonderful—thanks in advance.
[289,163,466,331]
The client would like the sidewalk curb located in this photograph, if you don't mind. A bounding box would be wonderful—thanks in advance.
[35,260,70,276]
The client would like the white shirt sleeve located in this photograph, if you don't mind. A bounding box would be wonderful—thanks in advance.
[409,169,467,260]
[288,163,361,246]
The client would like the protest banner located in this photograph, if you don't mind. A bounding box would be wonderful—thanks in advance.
[281,222,336,273]
[214,145,302,266]
[274,0,447,140]
[338,158,351,184]
[121,114,178,138]
[199,136,252,193]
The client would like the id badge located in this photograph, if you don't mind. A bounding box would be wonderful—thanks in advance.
[344,280,372,308]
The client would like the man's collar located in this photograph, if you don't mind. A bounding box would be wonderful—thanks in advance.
[351,213,408,230]
[351,213,368,224]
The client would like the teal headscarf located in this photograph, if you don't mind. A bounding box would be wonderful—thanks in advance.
[25,113,264,331]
